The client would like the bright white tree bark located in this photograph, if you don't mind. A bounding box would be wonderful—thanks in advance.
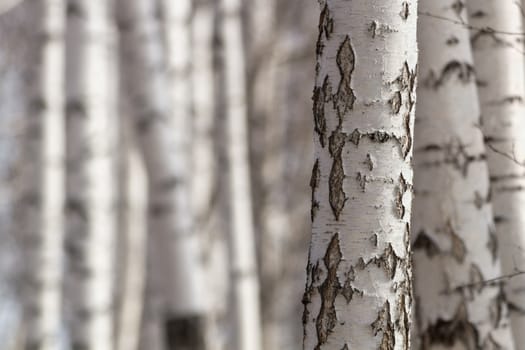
[302,0,417,348]
[219,0,263,349]
[15,0,65,349]
[119,0,209,348]
[466,1,525,348]
[64,0,117,348]
[412,1,516,349]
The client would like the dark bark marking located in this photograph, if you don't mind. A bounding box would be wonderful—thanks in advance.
[395,173,408,219]
[65,197,88,221]
[312,76,332,147]
[316,4,333,56]
[400,2,409,20]
[390,91,402,114]
[368,21,378,38]
[422,61,475,89]
[329,129,347,220]
[413,231,440,258]
[451,0,465,16]
[421,303,480,349]
[446,36,460,46]
[315,233,343,349]
[333,36,356,123]
[364,153,374,171]
[487,227,498,263]
[66,99,87,119]
[356,172,367,192]
[370,244,400,280]
[310,159,321,222]
[371,301,395,350]
[469,263,485,294]
[341,266,363,304]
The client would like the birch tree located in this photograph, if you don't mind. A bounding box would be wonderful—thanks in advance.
[302,1,417,348]
[412,1,516,348]
[118,0,209,348]
[218,0,263,348]
[15,0,65,348]
[466,1,525,347]
[64,0,117,348]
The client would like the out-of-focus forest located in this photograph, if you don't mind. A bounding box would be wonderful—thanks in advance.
[0,0,317,349]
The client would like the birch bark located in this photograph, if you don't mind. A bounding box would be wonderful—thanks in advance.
[64,0,117,348]
[302,1,417,348]
[412,1,516,348]
[219,0,263,348]
[118,0,209,348]
[467,2,525,347]
[16,0,65,348]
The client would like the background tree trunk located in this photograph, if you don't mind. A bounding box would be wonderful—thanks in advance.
[412,1,515,348]
[302,0,417,348]
[467,1,525,348]
[64,0,118,348]
[15,0,65,348]
[219,0,263,348]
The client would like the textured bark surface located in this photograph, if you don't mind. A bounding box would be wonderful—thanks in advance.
[219,0,263,349]
[119,0,209,348]
[302,1,417,348]
[64,0,117,348]
[15,0,65,349]
[467,1,525,348]
[412,1,515,349]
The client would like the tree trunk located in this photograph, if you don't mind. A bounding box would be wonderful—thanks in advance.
[218,0,263,348]
[412,1,516,349]
[64,0,117,348]
[16,0,65,349]
[467,1,525,348]
[118,0,209,348]
[302,0,417,349]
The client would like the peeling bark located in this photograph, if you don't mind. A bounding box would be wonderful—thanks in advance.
[302,1,417,348]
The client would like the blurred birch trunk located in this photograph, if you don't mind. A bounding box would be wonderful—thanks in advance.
[467,1,525,347]
[64,0,118,348]
[15,0,65,349]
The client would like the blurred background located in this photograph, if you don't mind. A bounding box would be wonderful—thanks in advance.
[0,0,318,349]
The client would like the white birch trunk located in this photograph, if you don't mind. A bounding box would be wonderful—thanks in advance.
[466,2,525,348]
[219,0,263,349]
[64,0,117,348]
[116,147,147,350]
[412,1,516,348]
[191,2,228,350]
[302,1,417,349]
[118,0,209,348]
[247,1,287,349]
[16,0,65,348]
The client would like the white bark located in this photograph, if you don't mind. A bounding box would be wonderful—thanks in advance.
[116,147,147,350]
[191,2,227,350]
[119,0,209,348]
[412,2,516,348]
[219,0,263,349]
[64,0,117,348]
[302,1,417,349]
[467,2,525,348]
[16,0,65,349]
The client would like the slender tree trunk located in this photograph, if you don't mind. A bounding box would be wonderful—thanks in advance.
[302,1,417,349]
[466,2,525,348]
[191,1,227,349]
[412,1,516,349]
[118,0,209,348]
[16,0,65,349]
[219,0,263,348]
[64,0,117,348]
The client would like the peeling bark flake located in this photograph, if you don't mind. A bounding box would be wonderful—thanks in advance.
[333,36,356,123]
[315,233,342,349]
[371,301,395,350]
[310,159,321,222]
[329,129,347,220]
